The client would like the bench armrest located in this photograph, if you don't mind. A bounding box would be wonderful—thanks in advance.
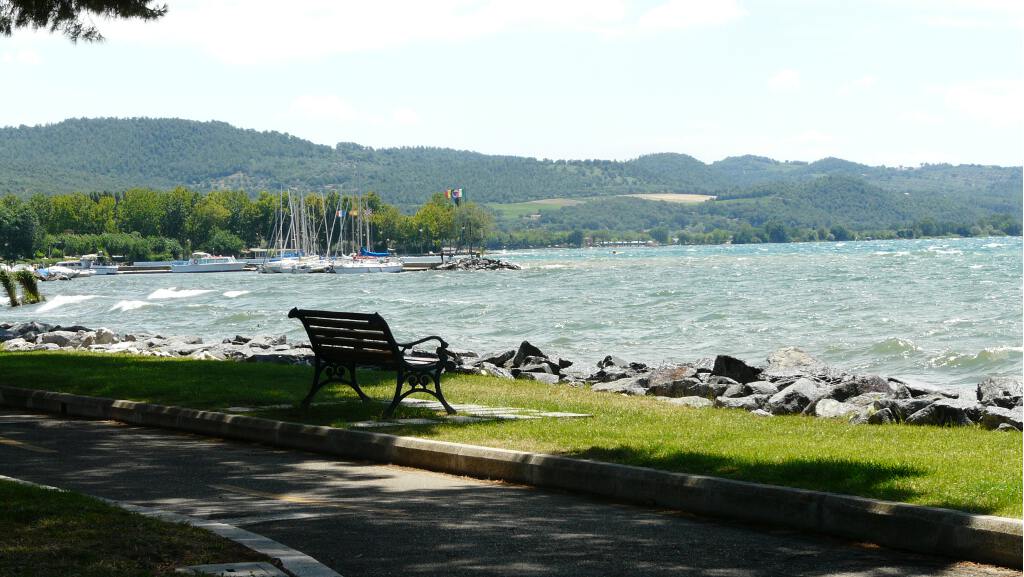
[398,335,449,355]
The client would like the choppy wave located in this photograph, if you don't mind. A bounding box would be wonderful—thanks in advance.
[223,290,250,298]
[930,346,1024,369]
[110,300,158,312]
[870,337,921,355]
[35,295,97,312]
[147,288,215,300]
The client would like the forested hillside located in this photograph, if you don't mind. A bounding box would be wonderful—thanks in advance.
[1,118,1018,208]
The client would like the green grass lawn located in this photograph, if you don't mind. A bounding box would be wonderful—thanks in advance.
[0,479,268,577]
[1,351,1020,518]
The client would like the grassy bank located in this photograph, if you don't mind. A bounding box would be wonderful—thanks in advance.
[1,351,1020,518]
[0,479,267,577]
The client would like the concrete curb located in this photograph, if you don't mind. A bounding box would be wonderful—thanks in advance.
[2,385,1020,569]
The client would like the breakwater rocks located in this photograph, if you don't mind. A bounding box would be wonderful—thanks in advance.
[2,320,1020,431]
[0,321,314,364]
[435,257,521,271]
[447,343,1022,432]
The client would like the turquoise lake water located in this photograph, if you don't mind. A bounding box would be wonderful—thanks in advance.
[4,236,1021,388]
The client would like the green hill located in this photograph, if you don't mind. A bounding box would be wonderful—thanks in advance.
[2,118,1018,211]
[1,117,1020,241]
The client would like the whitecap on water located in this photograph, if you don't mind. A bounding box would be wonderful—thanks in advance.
[35,294,97,312]
[223,290,250,298]
[110,300,157,312]
[147,287,215,300]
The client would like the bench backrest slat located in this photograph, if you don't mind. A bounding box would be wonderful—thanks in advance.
[289,307,400,365]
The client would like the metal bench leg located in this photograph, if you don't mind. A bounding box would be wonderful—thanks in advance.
[382,371,406,418]
[432,370,456,415]
[382,368,457,418]
[300,358,326,411]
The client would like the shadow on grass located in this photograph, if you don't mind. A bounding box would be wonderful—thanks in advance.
[569,445,929,506]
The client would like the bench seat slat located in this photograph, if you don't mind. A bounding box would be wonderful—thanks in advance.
[307,325,390,341]
[304,317,385,331]
[317,345,395,360]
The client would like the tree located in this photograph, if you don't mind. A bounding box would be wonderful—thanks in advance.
[118,188,164,237]
[648,227,669,244]
[0,0,167,42]
[0,198,39,260]
[205,229,245,256]
[453,202,493,253]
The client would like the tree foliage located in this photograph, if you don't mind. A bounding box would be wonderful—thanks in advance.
[0,0,167,42]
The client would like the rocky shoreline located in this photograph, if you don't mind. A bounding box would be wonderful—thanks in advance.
[1,320,1020,432]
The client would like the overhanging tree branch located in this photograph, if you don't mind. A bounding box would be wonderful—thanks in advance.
[0,0,167,42]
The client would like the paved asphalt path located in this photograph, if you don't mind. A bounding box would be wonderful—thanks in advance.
[0,408,1015,577]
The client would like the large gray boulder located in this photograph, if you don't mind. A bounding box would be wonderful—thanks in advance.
[715,394,769,411]
[659,396,714,409]
[36,330,79,348]
[976,376,1023,409]
[813,399,861,419]
[94,327,120,345]
[591,377,647,396]
[511,341,547,368]
[906,398,984,427]
[867,407,897,425]
[477,362,514,380]
[645,365,699,397]
[746,381,780,395]
[763,347,820,378]
[827,375,903,401]
[767,378,825,415]
[711,355,763,384]
[980,406,1023,431]
[1,338,30,351]
[516,372,559,385]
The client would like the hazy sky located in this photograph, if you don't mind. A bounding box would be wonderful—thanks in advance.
[2,0,1021,166]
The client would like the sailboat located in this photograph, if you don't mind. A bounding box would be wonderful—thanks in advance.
[260,192,330,274]
[329,194,402,274]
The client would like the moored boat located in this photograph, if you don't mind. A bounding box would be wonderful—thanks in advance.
[171,252,247,273]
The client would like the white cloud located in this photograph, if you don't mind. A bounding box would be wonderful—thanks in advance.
[767,69,801,92]
[102,0,631,64]
[392,107,420,126]
[637,0,747,30]
[937,79,1024,125]
[838,75,877,95]
[901,109,944,126]
[1,49,42,65]
[288,94,359,123]
[919,0,1024,29]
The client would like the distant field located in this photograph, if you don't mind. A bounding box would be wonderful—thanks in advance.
[622,193,715,203]
[488,198,586,218]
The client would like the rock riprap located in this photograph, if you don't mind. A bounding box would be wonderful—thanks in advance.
[1,321,1020,431]
[434,257,521,271]
[0,321,313,364]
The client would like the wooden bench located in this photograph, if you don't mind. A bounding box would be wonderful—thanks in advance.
[288,308,456,418]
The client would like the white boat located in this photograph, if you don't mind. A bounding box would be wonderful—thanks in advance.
[171,252,247,273]
[260,255,330,274]
[331,255,402,274]
[49,254,118,277]
[79,254,118,275]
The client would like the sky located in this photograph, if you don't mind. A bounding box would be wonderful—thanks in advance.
[1,0,1022,166]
